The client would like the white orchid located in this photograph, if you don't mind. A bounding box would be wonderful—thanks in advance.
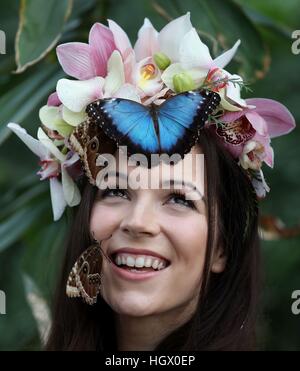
[142,12,245,110]
[7,123,81,221]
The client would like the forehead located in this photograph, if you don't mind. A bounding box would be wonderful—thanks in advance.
[97,145,205,198]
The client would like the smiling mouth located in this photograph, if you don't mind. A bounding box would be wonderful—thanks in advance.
[110,253,171,273]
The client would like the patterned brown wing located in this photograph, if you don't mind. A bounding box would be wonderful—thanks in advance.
[75,244,103,305]
[66,262,81,298]
[69,119,117,186]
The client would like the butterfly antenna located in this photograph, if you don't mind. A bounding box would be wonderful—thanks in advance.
[92,232,113,264]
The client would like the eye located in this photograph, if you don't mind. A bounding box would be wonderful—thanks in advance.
[100,188,129,200]
[166,191,196,209]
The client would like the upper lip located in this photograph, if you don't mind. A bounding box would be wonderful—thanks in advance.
[109,247,170,264]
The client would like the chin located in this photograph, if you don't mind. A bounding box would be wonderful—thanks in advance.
[105,293,160,317]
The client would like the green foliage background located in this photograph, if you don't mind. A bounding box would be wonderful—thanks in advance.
[0,0,299,350]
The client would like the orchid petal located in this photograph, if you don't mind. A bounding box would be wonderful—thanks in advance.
[63,152,80,168]
[253,132,274,168]
[37,160,60,180]
[49,177,67,221]
[114,83,141,102]
[56,42,95,80]
[179,28,213,69]
[245,111,268,136]
[47,92,61,107]
[123,48,136,84]
[213,40,241,69]
[108,19,132,56]
[61,166,81,207]
[225,74,247,107]
[221,110,244,122]
[39,105,73,137]
[158,12,193,62]
[37,128,66,162]
[104,51,125,97]
[7,123,49,159]
[57,77,104,112]
[246,98,296,138]
[134,18,159,61]
[89,22,116,77]
[219,90,242,111]
[143,87,170,106]
[61,106,87,127]
[140,79,163,97]
[252,169,270,198]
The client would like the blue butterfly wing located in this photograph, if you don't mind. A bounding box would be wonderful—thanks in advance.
[157,90,220,155]
[86,90,220,158]
[87,99,159,153]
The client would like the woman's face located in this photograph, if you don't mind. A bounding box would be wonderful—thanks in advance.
[90,146,221,318]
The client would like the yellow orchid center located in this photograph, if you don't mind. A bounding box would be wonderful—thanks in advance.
[140,63,157,81]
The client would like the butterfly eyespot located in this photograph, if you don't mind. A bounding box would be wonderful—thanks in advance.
[83,266,88,274]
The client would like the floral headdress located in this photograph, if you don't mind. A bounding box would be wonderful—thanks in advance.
[8,13,296,221]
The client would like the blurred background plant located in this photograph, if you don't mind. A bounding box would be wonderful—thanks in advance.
[0,0,299,351]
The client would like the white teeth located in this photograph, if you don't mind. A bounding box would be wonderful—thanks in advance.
[113,253,168,270]
[152,259,159,269]
[145,258,152,267]
[135,257,145,268]
[126,256,135,267]
[157,262,164,270]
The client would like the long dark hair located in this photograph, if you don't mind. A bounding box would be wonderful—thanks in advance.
[46,129,261,351]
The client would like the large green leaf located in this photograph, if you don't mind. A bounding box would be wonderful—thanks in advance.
[15,0,73,73]
[0,242,40,351]
[0,202,47,254]
[0,64,64,145]
[0,0,19,75]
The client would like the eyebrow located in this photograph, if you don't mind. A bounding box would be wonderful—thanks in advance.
[100,171,206,203]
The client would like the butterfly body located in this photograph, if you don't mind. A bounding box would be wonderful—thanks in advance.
[86,89,220,158]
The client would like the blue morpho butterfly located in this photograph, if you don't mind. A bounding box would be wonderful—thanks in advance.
[85,89,221,159]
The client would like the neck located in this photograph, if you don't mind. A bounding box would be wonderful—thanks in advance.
[114,298,198,351]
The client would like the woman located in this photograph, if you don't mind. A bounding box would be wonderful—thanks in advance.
[8,14,295,351]
[45,128,261,351]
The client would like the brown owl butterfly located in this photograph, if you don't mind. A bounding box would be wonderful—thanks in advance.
[66,236,113,305]
[69,118,117,185]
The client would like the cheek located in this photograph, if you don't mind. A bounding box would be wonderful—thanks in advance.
[164,215,208,284]
[165,215,207,257]
[90,204,121,237]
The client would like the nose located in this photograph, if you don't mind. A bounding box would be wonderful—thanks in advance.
[120,197,160,238]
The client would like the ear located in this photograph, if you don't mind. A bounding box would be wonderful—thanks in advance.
[211,246,227,273]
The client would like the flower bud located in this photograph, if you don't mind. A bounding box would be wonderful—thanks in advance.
[153,52,171,70]
[173,72,195,93]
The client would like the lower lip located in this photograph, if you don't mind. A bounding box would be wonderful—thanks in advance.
[110,261,169,282]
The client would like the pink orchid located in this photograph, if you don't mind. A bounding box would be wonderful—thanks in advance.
[57,20,136,82]
[57,23,116,79]
[134,18,159,62]
[220,98,296,168]
[56,51,141,113]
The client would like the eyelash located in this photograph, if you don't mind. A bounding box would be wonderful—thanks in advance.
[100,188,196,209]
